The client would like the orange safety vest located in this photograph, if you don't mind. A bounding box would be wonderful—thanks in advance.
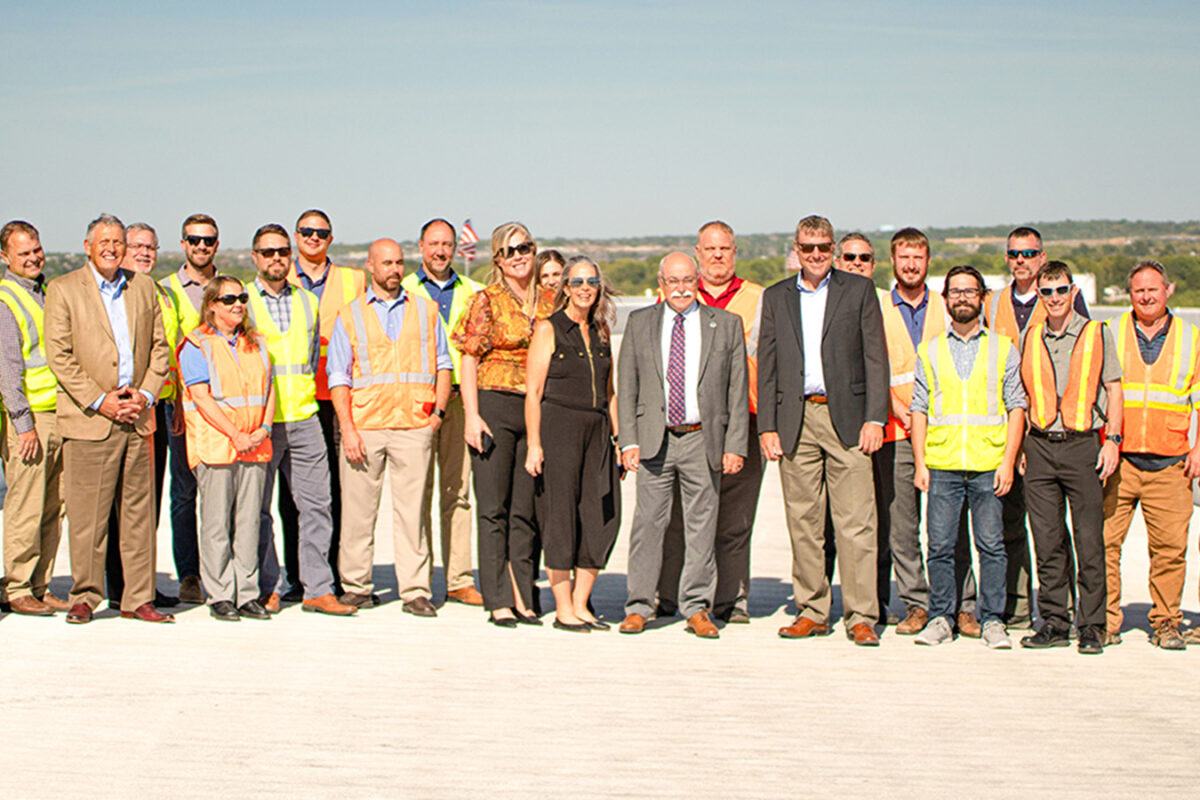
[1113,311,1200,456]
[881,288,947,442]
[698,280,763,416]
[287,262,367,401]
[1020,319,1105,432]
[182,327,273,469]
[985,284,1046,341]
[338,294,439,431]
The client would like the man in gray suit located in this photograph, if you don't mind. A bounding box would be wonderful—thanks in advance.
[617,252,748,639]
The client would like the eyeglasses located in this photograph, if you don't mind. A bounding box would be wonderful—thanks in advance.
[796,242,834,254]
[946,288,981,299]
[841,253,873,263]
[216,293,249,305]
[1006,248,1041,259]
[297,227,332,240]
[661,276,697,287]
[128,243,158,252]
[567,276,601,288]
[501,241,536,258]
[184,235,217,247]
[255,247,292,259]
[1038,284,1072,297]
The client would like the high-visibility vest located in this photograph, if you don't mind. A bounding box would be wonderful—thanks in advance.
[181,327,273,469]
[245,286,319,423]
[919,330,1014,472]
[703,280,763,416]
[880,288,947,442]
[155,284,181,401]
[1112,311,1200,456]
[337,294,439,431]
[287,262,366,401]
[1021,319,1105,432]
[401,270,483,385]
[160,270,207,337]
[0,278,56,412]
[985,284,1046,341]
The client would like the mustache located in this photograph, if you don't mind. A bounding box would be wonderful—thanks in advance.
[670,290,693,300]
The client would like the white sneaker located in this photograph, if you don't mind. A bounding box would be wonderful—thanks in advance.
[982,620,1012,649]
[914,616,954,646]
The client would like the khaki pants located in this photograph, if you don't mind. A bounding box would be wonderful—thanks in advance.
[2,410,64,601]
[420,393,474,591]
[777,401,878,628]
[1103,458,1192,633]
[340,426,434,601]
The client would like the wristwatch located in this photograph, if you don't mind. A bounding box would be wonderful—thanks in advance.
[432,408,446,420]
[1107,433,1123,445]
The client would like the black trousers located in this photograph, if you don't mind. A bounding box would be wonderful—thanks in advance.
[105,402,168,600]
[472,390,538,612]
[1023,433,1104,629]
[276,399,342,594]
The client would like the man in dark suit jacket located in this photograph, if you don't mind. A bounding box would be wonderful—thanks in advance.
[617,252,748,639]
[758,215,888,646]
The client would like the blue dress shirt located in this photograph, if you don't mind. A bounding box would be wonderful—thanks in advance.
[88,265,155,409]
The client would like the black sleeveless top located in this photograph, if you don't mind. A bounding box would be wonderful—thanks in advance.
[543,309,611,412]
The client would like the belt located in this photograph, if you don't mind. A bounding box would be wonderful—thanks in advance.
[666,423,702,434]
[805,394,827,404]
[1028,427,1098,443]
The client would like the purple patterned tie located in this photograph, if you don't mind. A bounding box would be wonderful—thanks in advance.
[667,312,686,426]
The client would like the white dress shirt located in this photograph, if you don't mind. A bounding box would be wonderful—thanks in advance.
[798,272,830,396]
[661,301,702,425]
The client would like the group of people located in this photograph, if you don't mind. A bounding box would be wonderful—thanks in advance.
[0,212,1196,653]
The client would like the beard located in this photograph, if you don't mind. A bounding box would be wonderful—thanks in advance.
[950,302,981,324]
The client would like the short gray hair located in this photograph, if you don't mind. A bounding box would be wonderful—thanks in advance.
[86,213,126,244]
[126,221,158,247]
[1128,259,1169,288]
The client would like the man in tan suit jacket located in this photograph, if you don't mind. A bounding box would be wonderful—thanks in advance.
[45,213,173,624]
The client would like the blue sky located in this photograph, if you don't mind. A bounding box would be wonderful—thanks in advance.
[3,1,1198,251]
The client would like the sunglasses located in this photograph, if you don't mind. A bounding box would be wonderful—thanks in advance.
[841,253,873,263]
[184,235,217,247]
[216,293,249,305]
[501,241,536,258]
[796,242,834,254]
[1006,248,1041,259]
[297,227,332,240]
[567,276,601,288]
[255,247,292,259]
[1038,284,1072,297]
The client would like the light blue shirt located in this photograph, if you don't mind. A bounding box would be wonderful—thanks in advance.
[87,265,154,409]
[797,272,830,396]
[326,287,452,390]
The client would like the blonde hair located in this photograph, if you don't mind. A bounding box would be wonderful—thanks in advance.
[488,221,541,316]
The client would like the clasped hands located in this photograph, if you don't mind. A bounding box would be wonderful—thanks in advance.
[98,387,147,424]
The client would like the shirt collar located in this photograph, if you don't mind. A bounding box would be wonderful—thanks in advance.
[797,271,831,293]
[293,258,332,287]
[699,275,743,304]
[2,269,44,293]
[667,300,699,320]
[253,277,291,298]
[90,263,127,292]
[891,285,928,309]
[366,286,407,307]
[416,265,459,288]
[947,323,986,343]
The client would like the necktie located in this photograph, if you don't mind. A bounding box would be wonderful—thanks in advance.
[667,312,686,426]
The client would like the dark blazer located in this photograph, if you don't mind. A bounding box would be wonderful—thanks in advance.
[617,302,748,471]
[757,268,888,451]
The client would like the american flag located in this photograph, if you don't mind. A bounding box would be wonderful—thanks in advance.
[458,219,479,263]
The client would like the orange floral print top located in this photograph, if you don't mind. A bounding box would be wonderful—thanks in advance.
[451,282,555,394]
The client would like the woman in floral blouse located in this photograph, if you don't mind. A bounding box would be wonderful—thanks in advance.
[451,222,553,627]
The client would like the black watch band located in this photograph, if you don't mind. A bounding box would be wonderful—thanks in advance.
[432,408,446,419]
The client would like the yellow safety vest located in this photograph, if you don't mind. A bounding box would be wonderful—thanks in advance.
[246,286,320,423]
[401,270,482,384]
[155,284,182,401]
[0,278,57,412]
[919,330,1014,472]
[160,270,207,337]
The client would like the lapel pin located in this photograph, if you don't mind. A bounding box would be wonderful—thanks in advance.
[709,321,717,328]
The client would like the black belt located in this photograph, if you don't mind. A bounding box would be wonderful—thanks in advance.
[1028,428,1098,443]
[666,423,702,434]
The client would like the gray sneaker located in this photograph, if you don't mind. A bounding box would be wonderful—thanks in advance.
[982,620,1012,649]
[914,616,954,646]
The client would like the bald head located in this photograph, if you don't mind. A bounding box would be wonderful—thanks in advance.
[367,238,404,296]
[658,251,698,313]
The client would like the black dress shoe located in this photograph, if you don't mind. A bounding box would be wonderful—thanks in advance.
[238,600,271,620]
[488,614,518,629]
[585,619,611,631]
[281,585,304,602]
[553,619,591,633]
[210,601,240,621]
[1020,625,1069,648]
[1077,625,1105,654]
[154,590,180,608]
[516,613,543,626]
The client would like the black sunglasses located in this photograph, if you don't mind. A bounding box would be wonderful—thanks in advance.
[797,242,834,254]
[1038,284,1072,297]
[567,276,601,288]
[502,241,536,258]
[184,235,217,247]
[841,253,873,263]
[297,227,332,240]
[216,292,249,305]
[255,247,292,259]
[1007,248,1041,259]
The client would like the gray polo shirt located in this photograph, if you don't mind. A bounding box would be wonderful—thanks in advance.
[1018,312,1121,432]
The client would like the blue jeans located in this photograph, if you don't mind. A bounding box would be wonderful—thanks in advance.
[165,403,200,579]
[927,469,1007,622]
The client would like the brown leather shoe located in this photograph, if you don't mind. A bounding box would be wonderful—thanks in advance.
[121,603,175,623]
[260,592,281,614]
[39,592,70,612]
[66,603,93,624]
[402,596,438,617]
[9,595,55,616]
[957,611,982,638]
[302,594,358,616]
[685,610,720,639]
[778,616,831,639]
[446,586,484,605]
[178,574,205,605]
[848,621,880,646]
[619,613,646,634]
[895,607,928,635]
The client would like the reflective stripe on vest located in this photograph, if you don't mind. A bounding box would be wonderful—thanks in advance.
[288,263,366,400]
[155,284,181,401]
[920,331,1012,472]
[181,329,273,469]
[1113,311,1200,455]
[0,280,57,412]
[1021,319,1104,432]
[985,284,1046,341]
[348,298,435,388]
[162,271,203,336]
[401,270,483,385]
[881,289,947,442]
[245,287,319,423]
